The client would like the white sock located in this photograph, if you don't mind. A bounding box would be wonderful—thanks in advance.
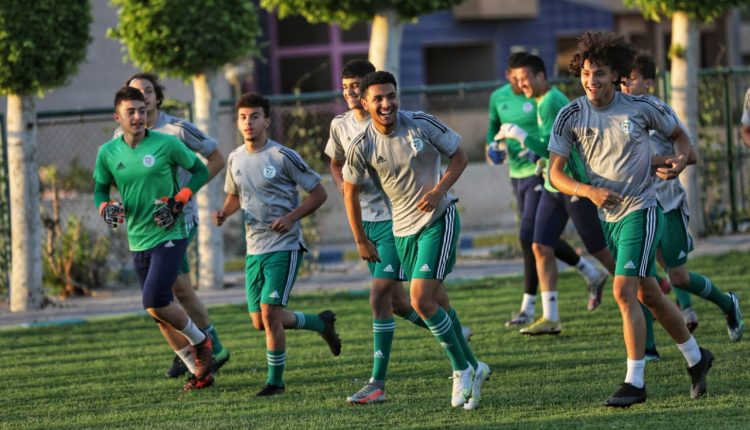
[176,345,197,374]
[521,293,536,316]
[677,336,702,367]
[178,319,207,346]
[576,256,600,282]
[541,291,559,321]
[625,358,645,388]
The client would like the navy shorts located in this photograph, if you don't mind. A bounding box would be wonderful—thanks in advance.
[533,190,607,253]
[132,238,189,309]
[511,176,544,243]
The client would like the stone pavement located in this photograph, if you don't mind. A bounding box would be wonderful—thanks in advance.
[1,234,748,329]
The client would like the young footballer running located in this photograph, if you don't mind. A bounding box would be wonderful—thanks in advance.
[511,54,616,336]
[122,73,230,382]
[94,87,214,391]
[621,53,743,348]
[487,53,607,327]
[548,32,714,407]
[326,60,470,404]
[214,93,341,397]
[344,71,489,410]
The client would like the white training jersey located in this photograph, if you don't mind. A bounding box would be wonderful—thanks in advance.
[344,110,461,237]
[324,110,391,222]
[743,88,750,127]
[225,139,321,255]
[548,92,678,222]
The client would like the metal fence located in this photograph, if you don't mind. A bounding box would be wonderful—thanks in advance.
[1,71,750,297]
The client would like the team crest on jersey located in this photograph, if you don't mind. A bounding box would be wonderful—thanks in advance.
[620,119,633,135]
[410,136,424,152]
[142,155,155,167]
[263,165,277,179]
[522,102,533,113]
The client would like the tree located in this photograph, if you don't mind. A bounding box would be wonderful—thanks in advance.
[260,0,464,82]
[109,0,262,290]
[625,0,745,236]
[0,0,92,311]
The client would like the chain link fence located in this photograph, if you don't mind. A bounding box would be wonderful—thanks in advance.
[1,72,750,298]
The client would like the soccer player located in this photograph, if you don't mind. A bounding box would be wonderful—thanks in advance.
[742,86,750,148]
[511,54,616,336]
[487,53,607,327]
[344,71,489,410]
[621,53,743,347]
[213,93,341,397]
[122,73,230,381]
[326,60,466,404]
[94,87,214,391]
[548,32,714,407]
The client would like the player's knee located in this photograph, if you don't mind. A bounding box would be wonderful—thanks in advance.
[410,296,436,317]
[611,283,635,305]
[667,270,689,287]
[250,314,264,331]
[531,242,551,258]
[171,276,194,301]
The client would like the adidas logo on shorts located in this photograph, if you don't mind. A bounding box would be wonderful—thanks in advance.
[374,350,385,359]
[678,250,687,259]
[269,290,280,299]
[624,260,636,270]
[383,264,394,273]
[420,264,431,272]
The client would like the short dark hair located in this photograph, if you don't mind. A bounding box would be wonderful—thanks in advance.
[342,59,375,79]
[124,72,165,108]
[361,71,398,95]
[114,86,145,109]
[235,92,270,117]
[632,52,657,80]
[516,54,547,79]
[568,32,636,83]
[507,52,530,70]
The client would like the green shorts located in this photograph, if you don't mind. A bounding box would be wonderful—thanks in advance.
[244,249,303,313]
[364,220,403,280]
[395,204,460,281]
[601,206,663,277]
[658,208,693,268]
[178,223,197,275]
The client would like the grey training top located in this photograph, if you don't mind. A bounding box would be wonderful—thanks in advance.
[324,110,391,222]
[115,111,218,226]
[344,110,461,236]
[225,139,321,255]
[743,88,750,126]
[548,92,678,222]
[646,95,690,215]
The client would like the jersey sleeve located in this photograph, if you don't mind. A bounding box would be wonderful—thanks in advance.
[166,135,199,170]
[343,134,369,185]
[534,91,570,157]
[168,119,218,157]
[279,147,321,192]
[548,104,578,158]
[413,112,460,157]
[93,146,113,185]
[742,88,750,126]
[661,102,692,147]
[224,153,239,195]
[486,90,502,144]
[640,97,678,138]
[324,117,345,161]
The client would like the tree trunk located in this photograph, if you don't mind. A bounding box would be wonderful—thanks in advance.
[192,72,225,290]
[7,94,44,311]
[368,8,404,83]
[670,12,704,236]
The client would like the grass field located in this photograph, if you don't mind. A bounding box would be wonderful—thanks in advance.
[3,252,750,429]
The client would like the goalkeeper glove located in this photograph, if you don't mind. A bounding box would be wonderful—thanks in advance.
[99,201,124,228]
[487,142,507,165]
[153,187,192,229]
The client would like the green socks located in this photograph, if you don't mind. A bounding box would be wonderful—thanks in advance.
[448,308,478,369]
[682,272,733,313]
[402,309,429,329]
[202,323,224,355]
[293,311,324,332]
[640,303,656,351]
[371,319,395,381]
[266,349,285,386]
[425,308,468,371]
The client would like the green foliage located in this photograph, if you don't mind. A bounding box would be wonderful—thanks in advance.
[0,0,91,95]
[108,0,262,79]
[624,0,746,22]
[261,0,465,28]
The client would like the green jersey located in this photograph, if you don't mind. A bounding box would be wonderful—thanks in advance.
[535,86,575,192]
[94,130,198,251]
[486,84,538,178]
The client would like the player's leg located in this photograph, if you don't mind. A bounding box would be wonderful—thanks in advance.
[523,191,566,335]
[509,177,542,326]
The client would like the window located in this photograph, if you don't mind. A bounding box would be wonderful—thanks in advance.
[277,15,329,47]
[424,43,495,85]
[279,56,331,93]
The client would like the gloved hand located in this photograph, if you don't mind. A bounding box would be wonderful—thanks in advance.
[495,123,529,157]
[534,158,547,177]
[487,142,507,165]
[153,188,192,229]
[99,201,124,229]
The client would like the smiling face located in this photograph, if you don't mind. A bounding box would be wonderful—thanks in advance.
[362,83,399,134]
[342,76,365,111]
[581,59,618,107]
[236,106,269,144]
[113,99,146,136]
[621,69,652,97]
[514,66,545,98]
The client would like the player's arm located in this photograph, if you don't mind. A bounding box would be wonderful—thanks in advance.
[213,193,240,227]
[204,148,226,180]
[343,180,379,262]
[486,93,501,144]
[549,153,622,210]
[417,146,468,212]
[270,183,327,233]
[742,124,750,149]
[654,125,691,180]
[329,158,345,195]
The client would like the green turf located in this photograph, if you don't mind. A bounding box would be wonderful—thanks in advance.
[3,252,750,429]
